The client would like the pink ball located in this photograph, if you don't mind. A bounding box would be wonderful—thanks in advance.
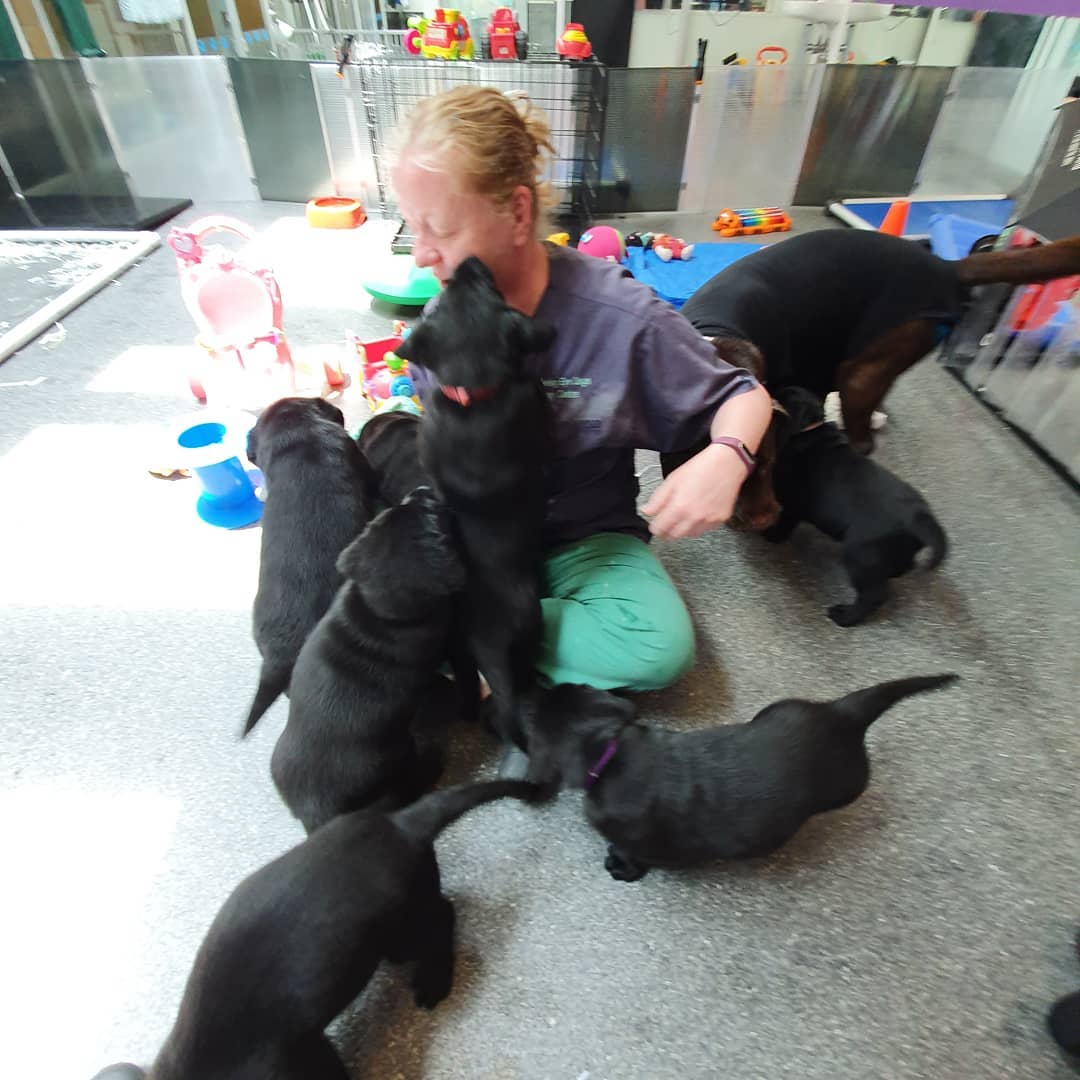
[577,226,625,262]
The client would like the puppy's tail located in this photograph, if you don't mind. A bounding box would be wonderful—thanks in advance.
[956,235,1080,287]
[912,510,947,571]
[831,673,959,735]
[242,663,290,736]
[392,780,540,843]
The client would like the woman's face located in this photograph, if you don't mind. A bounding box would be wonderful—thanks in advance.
[392,154,532,289]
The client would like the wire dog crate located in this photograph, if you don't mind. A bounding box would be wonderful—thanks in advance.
[311,57,607,250]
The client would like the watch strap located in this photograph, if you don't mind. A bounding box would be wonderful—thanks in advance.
[711,436,756,475]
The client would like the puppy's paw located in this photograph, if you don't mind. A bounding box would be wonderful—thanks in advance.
[412,964,453,1009]
[827,603,865,628]
[604,846,647,883]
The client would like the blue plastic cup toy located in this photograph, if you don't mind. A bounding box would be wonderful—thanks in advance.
[176,418,264,528]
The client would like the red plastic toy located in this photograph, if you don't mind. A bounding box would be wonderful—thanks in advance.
[482,7,527,60]
[556,22,592,61]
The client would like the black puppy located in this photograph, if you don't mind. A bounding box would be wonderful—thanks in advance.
[396,256,555,747]
[764,386,947,627]
[355,409,428,507]
[90,780,538,1080]
[1049,928,1080,1059]
[244,396,375,734]
[521,676,958,882]
[355,408,481,722]
[271,486,466,834]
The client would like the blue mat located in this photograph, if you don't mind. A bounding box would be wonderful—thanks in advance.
[834,198,1013,237]
[625,242,764,308]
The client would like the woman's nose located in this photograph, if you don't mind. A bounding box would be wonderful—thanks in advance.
[413,240,437,269]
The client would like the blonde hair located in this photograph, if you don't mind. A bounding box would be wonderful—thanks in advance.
[394,86,557,238]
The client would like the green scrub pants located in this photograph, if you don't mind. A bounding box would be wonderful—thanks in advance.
[537,532,695,691]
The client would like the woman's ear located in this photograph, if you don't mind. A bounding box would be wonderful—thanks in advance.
[509,184,534,246]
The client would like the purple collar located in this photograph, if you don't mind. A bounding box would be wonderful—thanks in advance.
[584,738,619,790]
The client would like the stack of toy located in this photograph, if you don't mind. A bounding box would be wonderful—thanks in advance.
[349,321,423,417]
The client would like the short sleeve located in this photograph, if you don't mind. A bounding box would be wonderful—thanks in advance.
[630,295,759,453]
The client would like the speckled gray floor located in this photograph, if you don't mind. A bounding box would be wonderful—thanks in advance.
[1,203,1078,1080]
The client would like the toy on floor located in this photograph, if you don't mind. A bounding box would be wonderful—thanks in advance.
[168,216,348,407]
[878,198,910,237]
[625,231,695,261]
[305,197,366,229]
[556,22,592,61]
[176,414,263,529]
[711,207,792,238]
[362,260,441,307]
[482,7,526,59]
[546,232,570,246]
[757,45,788,64]
[577,226,625,262]
[350,322,423,417]
[406,9,475,59]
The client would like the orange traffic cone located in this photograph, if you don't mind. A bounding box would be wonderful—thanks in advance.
[879,198,910,237]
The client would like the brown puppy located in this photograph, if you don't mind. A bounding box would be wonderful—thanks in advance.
[678,228,1080,477]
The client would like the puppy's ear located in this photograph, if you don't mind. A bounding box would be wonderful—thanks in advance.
[394,323,430,365]
[508,311,556,356]
[313,398,345,427]
[336,529,370,583]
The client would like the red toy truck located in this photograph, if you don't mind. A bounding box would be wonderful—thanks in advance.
[482,7,527,60]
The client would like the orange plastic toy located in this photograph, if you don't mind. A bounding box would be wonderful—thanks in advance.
[712,207,792,238]
[306,197,366,229]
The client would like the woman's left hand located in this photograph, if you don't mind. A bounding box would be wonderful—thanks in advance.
[642,444,745,539]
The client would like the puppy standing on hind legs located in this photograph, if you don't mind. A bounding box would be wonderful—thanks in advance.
[243,396,376,734]
[271,486,467,834]
[396,256,556,748]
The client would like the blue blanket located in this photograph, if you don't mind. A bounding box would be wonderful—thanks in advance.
[624,242,765,308]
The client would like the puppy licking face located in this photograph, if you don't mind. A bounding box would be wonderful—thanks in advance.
[395,257,555,389]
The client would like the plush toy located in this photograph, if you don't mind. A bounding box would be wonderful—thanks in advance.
[623,231,694,261]
[577,225,625,262]
[651,233,694,262]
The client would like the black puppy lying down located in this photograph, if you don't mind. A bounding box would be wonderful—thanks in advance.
[244,396,374,734]
[396,256,555,748]
[271,486,465,834]
[765,386,947,627]
[522,676,958,882]
[91,781,537,1080]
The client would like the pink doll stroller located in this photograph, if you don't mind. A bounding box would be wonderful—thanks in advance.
[168,216,347,406]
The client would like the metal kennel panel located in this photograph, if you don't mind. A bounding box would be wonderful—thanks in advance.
[793,64,952,206]
[599,66,694,214]
[310,61,380,207]
[914,66,1067,199]
[682,63,825,215]
[83,57,257,203]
